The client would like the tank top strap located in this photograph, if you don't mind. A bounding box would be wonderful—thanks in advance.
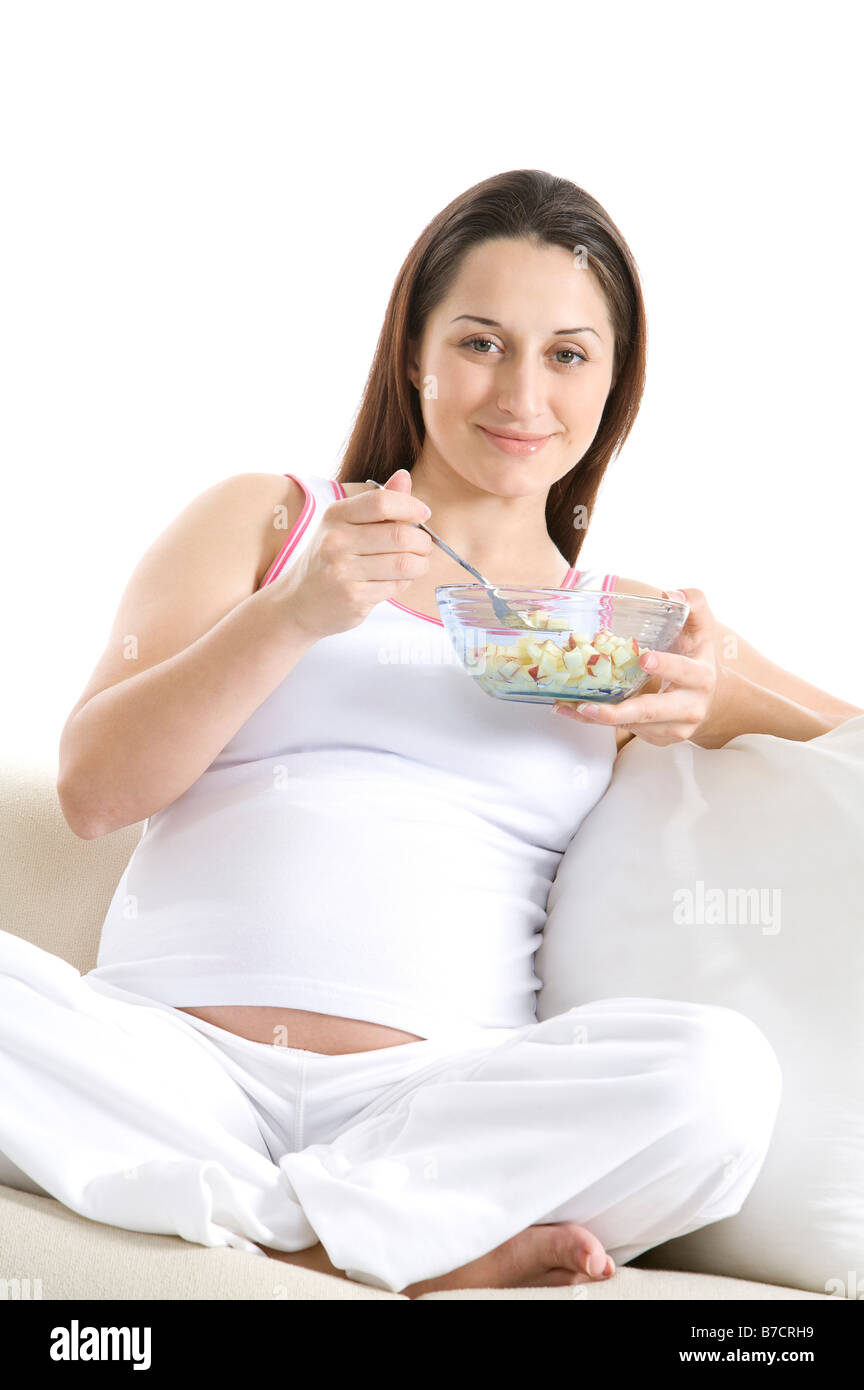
[560,565,618,629]
[561,566,618,593]
[259,472,343,589]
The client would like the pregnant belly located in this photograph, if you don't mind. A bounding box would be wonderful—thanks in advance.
[176,1005,425,1053]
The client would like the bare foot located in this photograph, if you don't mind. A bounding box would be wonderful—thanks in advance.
[400,1222,615,1298]
[260,1241,350,1282]
[260,1222,615,1298]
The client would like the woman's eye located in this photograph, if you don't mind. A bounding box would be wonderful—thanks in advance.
[462,338,587,368]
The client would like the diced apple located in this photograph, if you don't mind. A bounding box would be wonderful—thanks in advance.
[514,638,539,661]
[503,663,535,686]
[586,652,613,682]
[611,638,640,669]
[537,650,562,678]
[496,660,521,680]
[540,638,565,660]
[473,613,651,701]
[562,647,587,675]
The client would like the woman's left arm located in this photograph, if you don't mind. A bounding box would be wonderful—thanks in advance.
[709,622,864,725]
[688,662,859,749]
[554,583,864,749]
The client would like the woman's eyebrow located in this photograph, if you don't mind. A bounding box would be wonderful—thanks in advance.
[450,314,601,339]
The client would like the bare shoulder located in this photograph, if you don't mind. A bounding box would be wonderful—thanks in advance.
[59,472,306,731]
[339,481,373,498]
[168,471,309,591]
[229,472,308,588]
[611,575,666,600]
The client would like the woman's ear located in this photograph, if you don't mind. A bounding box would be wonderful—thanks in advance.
[406,338,421,391]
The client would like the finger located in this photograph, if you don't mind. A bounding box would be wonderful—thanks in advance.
[559,691,701,725]
[637,649,715,693]
[383,468,413,494]
[553,649,712,724]
[348,479,431,525]
[350,551,432,583]
[663,588,716,663]
[344,519,434,557]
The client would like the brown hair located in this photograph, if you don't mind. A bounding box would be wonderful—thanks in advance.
[336,168,647,565]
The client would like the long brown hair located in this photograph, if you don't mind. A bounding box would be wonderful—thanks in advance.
[337,168,647,565]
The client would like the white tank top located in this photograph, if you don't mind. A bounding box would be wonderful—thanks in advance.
[86,473,620,1038]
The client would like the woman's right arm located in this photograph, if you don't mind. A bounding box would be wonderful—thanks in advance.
[57,473,314,840]
[58,467,432,839]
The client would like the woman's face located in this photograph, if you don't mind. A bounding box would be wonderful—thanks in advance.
[407,236,617,496]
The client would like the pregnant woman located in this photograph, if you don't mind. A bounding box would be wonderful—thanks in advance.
[2,169,855,1297]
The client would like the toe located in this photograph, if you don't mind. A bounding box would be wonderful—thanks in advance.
[552,1221,612,1279]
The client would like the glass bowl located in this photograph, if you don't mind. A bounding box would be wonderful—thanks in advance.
[436,585,689,705]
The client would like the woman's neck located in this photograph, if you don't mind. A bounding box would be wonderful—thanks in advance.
[407,457,566,581]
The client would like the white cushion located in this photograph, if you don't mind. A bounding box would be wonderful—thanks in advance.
[536,713,864,1299]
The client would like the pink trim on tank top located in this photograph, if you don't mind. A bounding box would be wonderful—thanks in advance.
[599,572,618,629]
[258,474,318,589]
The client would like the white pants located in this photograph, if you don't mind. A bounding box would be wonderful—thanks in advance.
[0,929,783,1294]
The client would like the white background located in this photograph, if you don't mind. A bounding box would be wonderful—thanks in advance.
[2,0,862,761]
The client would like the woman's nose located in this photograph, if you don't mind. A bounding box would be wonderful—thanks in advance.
[495,361,546,420]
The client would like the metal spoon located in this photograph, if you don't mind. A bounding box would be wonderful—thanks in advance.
[363,478,519,625]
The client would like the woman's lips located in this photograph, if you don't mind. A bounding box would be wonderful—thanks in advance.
[476,425,553,456]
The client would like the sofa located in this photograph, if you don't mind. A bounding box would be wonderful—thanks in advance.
[2,730,860,1300]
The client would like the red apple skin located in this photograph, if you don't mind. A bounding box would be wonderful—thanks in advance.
[527,665,540,680]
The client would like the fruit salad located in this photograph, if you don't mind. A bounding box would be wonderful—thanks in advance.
[471,607,648,700]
